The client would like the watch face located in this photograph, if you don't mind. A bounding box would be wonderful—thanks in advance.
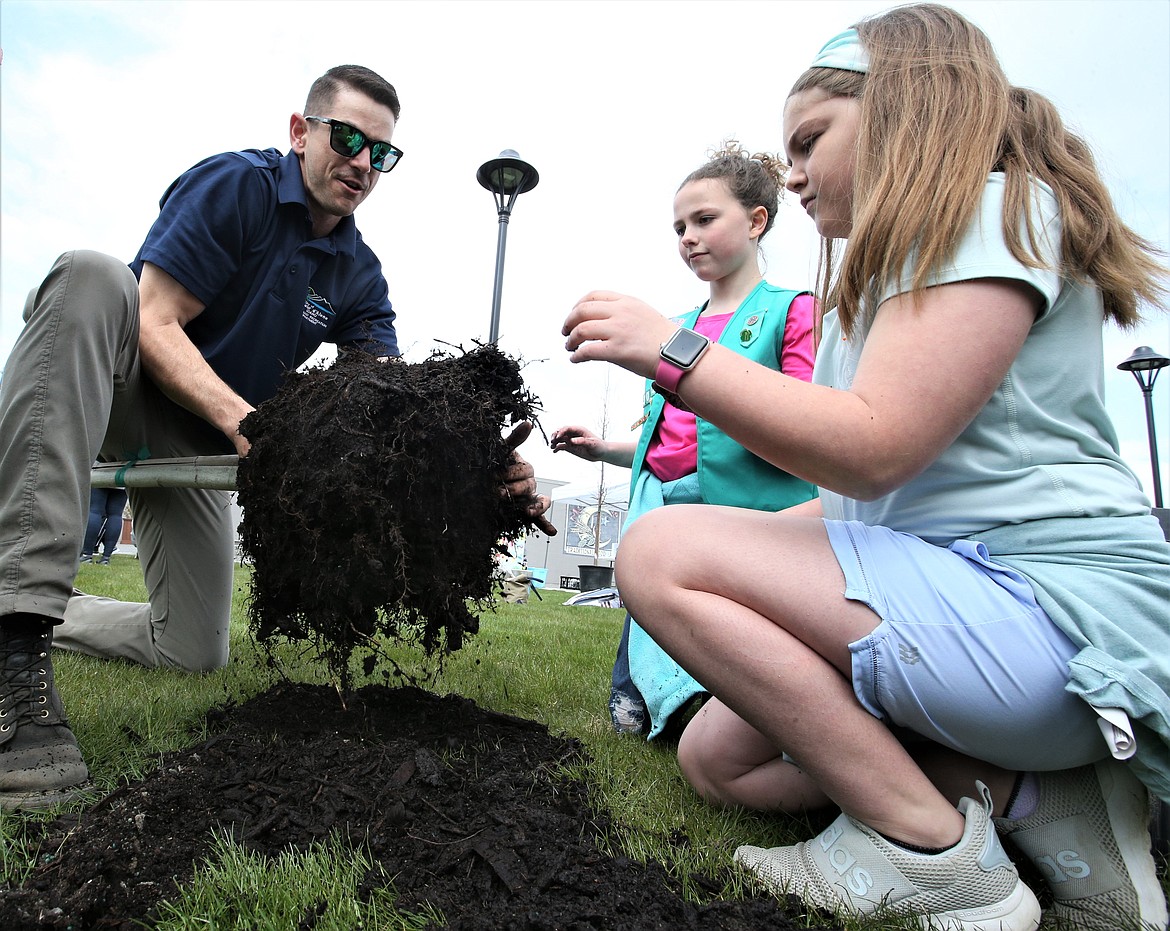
[661,328,709,367]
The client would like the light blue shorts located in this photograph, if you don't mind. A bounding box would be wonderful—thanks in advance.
[825,520,1105,772]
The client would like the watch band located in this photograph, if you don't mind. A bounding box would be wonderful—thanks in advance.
[654,356,687,393]
[655,327,710,393]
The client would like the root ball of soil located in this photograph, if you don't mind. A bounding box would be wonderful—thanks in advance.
[236,346,539,683]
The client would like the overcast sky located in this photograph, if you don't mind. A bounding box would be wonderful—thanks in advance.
[2,0,1168,496]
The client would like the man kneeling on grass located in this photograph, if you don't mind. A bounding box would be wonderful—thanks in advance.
[0,64,552,812]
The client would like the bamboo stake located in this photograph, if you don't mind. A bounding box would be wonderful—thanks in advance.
[90,455,239,490]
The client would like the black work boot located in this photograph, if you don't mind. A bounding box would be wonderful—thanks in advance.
[0,616,90,810]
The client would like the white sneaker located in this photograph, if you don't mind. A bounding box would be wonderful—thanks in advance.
[734,783,1041,930]
[995,760,1168,931]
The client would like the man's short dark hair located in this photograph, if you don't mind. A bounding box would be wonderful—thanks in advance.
[306,65,401,120]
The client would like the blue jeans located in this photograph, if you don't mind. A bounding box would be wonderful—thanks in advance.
[82,487,128,559]
[609,613,649,734]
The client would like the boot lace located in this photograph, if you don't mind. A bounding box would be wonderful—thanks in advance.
[0,641,53,736]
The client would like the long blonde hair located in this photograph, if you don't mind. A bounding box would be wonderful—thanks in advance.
[792,3,1167,339]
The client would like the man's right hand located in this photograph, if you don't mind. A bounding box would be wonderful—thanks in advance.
[230,423,253,458]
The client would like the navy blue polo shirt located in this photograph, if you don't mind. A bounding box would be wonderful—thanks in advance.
[130,148,398,408]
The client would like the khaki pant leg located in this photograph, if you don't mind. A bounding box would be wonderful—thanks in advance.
[60,479,234,671]
[0,251,140,619]
[0,250,236,671]
[58,346,237,672]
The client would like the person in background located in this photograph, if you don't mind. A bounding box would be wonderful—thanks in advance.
[561,5,1170,928]
[552,142,817,741]
[0,64,552,812]
[79,486,128,566]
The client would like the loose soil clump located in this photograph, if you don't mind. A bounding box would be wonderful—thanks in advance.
[236,346,539,685]
[0,682,831,930]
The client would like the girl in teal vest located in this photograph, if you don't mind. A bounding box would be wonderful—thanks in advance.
[551,142,817,740]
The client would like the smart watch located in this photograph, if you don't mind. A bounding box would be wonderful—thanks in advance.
[655,327,710,393]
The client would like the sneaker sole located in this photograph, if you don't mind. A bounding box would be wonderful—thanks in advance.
[917,879,1040,931]
[0,781,94,811]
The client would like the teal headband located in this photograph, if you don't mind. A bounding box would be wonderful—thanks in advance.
[810,28,870,73]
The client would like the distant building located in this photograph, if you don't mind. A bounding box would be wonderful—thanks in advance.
[523,477,629,591]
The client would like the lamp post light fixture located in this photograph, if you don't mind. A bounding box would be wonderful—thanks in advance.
[1117,345,1169,508]
[477,149,539,344]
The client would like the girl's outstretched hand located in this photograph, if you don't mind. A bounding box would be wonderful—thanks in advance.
[549,425,605,461]
[563,291,676,379]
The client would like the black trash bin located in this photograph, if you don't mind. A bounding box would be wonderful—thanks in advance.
[578,564,614,591]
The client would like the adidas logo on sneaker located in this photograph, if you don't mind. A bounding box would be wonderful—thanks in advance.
[818,820,875,897]
[1033,848,1091,885]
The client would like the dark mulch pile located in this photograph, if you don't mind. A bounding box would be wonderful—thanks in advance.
[237,346,540,685]
[0,682,836,930]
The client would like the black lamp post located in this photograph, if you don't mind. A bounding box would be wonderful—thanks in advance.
[477,149,539,344]
[1117,345,1169,508]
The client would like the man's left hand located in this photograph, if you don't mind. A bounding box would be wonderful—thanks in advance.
[502,422,557,536]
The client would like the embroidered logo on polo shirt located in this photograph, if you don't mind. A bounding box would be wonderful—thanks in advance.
[303,288,336,328]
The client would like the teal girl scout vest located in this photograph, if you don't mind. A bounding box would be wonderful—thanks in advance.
[629,281,818,512]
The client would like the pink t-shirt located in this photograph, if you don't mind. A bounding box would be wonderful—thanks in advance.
[643,293,816,483]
